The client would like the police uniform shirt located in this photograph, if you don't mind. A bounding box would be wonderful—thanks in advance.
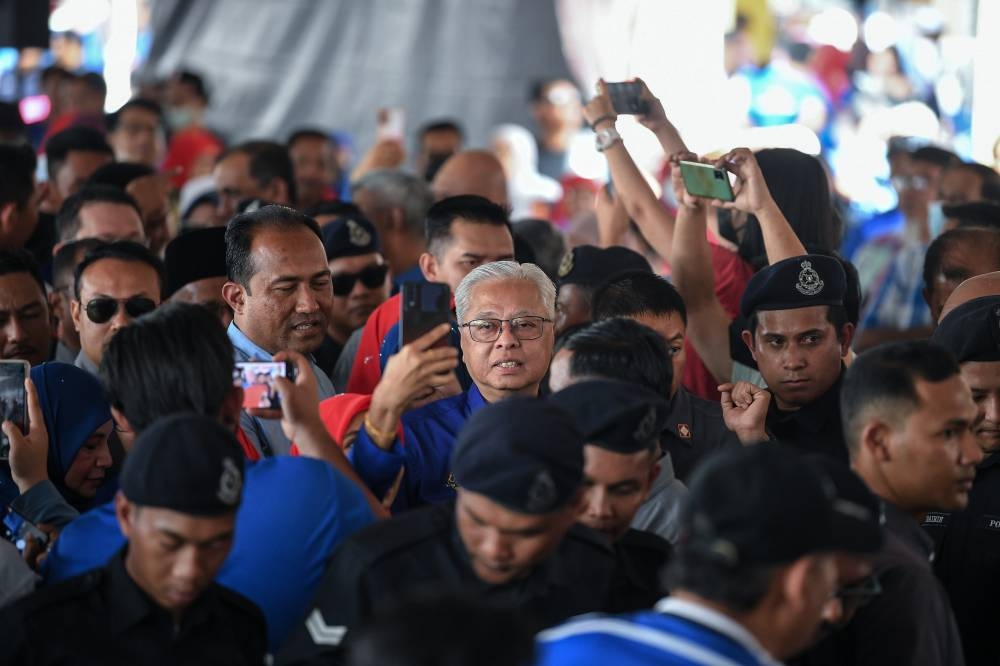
[661,387,742,483]
[924,453,1000,666]
[765,370,849,463]
[609,528,673,613]
[828,501,965,666]
[0,547,266,666]
[350,385,488,510]
[277,502,616,664]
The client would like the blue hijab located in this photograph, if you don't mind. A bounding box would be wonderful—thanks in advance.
[32,363,115,510]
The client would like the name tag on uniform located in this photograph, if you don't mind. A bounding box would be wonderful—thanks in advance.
[923,512,949,527]
[978,514,1000,531]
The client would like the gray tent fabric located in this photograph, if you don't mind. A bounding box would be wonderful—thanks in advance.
[143,0,576,152]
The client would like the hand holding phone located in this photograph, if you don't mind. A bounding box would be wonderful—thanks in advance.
[400,282,452,347]
[2,505,48,553]
[679,161,735,203]
[605,81,650,116]
[234,361,297,411]
[377,107,406,141]
[0,360,29,461]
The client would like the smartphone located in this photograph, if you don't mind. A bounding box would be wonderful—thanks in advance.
[377,107,406,141]
[0,360,28,461]
[234,361,297,411]
[401,282,451,347]
[2,505,48,553]
[605,81,650,115]
[679,160,735,202]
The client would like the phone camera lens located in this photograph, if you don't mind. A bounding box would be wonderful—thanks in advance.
[714,172,723,180]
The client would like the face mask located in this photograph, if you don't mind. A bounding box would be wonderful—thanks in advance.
[928,200,946,238]
[164,105,195,130]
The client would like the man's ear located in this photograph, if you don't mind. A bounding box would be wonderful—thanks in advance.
[114,491,134,539]
[779,556,819,610]
[740,330,757,362]
[839,323,855,357]
[418,252,437,282]
[0,201,17,235]
[860,420,893,463]
[70,298,82,334]
[222,281,247,316]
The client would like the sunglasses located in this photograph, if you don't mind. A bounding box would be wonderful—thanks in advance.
[834,574,882,610]
[331,264,389,296]
[85,296,157,324]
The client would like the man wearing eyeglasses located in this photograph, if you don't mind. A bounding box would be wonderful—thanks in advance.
[314,215,389,379]
[70,241,163,376]
[351,260,555,511]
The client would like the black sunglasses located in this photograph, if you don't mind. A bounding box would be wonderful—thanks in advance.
[85,296,157,324]
[331,264,389,296]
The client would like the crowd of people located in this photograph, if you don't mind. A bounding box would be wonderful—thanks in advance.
[0,35,998,666]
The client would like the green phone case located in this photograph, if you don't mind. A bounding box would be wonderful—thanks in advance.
[679,161,734,202]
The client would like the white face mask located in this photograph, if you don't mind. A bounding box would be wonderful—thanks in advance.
[164,105,195,130]
[929,200,947,238]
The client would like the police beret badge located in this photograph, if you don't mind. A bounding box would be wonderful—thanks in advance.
[557,250,574,278]
[217,457,243,506]
[347,219,372,247]
[795,260,824,297]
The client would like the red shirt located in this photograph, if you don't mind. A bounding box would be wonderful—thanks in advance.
[346,293,402,394]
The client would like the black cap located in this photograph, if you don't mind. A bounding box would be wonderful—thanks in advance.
[452,398,584,514]
[943,201,1000,228]
[804,455,883,555]
[548,379,669,454]
[120,414,245,516]
[740,254,846,318]
[322,215,381,260]
[87,161,155,190]
[681,443,879,567]
[164,227,228,297]
[557,245,652,287]
[44,125,112,159]
[932,295,1000,363]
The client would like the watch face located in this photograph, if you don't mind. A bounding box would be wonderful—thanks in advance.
[596,129,618,149]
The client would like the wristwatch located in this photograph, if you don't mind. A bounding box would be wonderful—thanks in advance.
[595,127,622,152]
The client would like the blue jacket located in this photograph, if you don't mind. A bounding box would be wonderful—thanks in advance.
[42,456,374,652]
[536,598,783,666]
[351,384,488,511]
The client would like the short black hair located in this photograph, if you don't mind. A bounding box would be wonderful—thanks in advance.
[106,98,165,133]
[0,249,46,296]
[558,318,673,396]
[73,240,166,301]
[44,126,113,183]
[841,340,960,456]
[56,184,142,243]
[87,161,156,191]
[664,547,777,613]
[287,128,332,148]
[220,140,298,206]
[948,161,1000,201]
[424,195,510,255]
[923,227,1000,296]
[175,70,209,103]
[911,145,959,170]
[418,119,464,140]
[511,219,566,282]
[224,204,322,290]
[101,302,234,432]
[52,237,103,290]
[76,72,107,98]
[41,65,72,87]
[591,270,688,325]
[302,200,364,220]
[0,143,36,209]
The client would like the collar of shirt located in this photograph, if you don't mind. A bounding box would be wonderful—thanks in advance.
[74,350,100,376]
[766,369,844,434]
[654,597,783,666]
[880,499,935,562]
[227,322,274,361]
[105,547,217,639]
[664,387,693,434]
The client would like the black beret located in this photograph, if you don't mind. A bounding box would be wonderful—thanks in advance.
[682,443,880,567]
[44,126,112,159]
[944,201,1000,228]
[120,414,245,515]
[932,295,1000,363]
[452,398,584,514]
[322,215,381,260]
[164,227,227,297]
[87,161,155,190]
[557,244,652,287]
[548,379,669,454]
[740,254,846,319]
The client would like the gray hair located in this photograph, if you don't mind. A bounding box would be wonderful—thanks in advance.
[351,169,432,236]
[455,261,556,322]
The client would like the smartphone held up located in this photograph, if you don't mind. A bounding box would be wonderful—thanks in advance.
[400,282,452,347]
[605,81,650,116]
[0,360,28,461]
[679,161,735,202]
[234,361,297,411]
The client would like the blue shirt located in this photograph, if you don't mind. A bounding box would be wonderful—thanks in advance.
[536,597,782,666]
[350,385,488,511]
[42,456,375,652]
[390,264,426,295]
[227,322,337,457]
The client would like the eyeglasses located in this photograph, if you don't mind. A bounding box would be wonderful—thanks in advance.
[84,296,157,324]
[833,574,882,610]
[891,175,930,192]
[459,316,552,343]
[331,264,389,296]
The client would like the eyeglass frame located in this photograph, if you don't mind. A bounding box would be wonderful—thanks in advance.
[458,315,553,343]
[82,296,158,324]
[832,573,882,609]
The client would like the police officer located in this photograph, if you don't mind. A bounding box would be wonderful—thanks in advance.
[732,254,853,461]
[554,244,652,337]
[549,379,674,612]
[278,398,616,664]
[928,295,1000,665]
[0,414,267,665]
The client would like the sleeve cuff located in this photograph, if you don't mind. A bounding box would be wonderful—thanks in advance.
[10,480,79,528]
[349,427,405,496]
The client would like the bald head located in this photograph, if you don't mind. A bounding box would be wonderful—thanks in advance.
[432,150,508,207]
[940,271,1000,321]
[924,227,1000,323]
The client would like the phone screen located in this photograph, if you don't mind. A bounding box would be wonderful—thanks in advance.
[400,282,452,347]
[679,161,735,202]
[0,361,28,461]
[234,361,295,411]
[605,81,649,115]
[2,505,47,553]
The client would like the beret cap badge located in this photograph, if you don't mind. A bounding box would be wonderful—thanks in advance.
[794,260,824,297]
[347,219,372,247]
